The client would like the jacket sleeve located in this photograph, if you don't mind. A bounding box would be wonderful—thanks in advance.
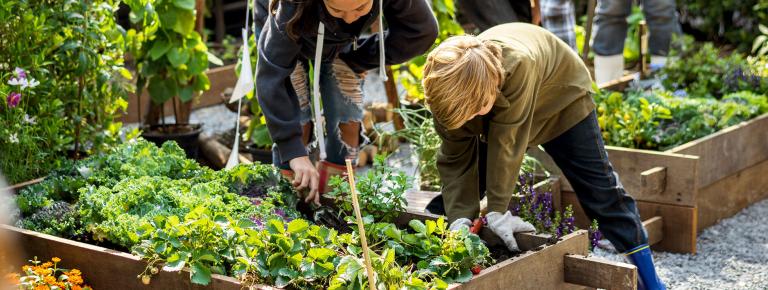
[485,55,539,214]
[339,0,438,73]
[435,119,482,222]
[256,3,306,163]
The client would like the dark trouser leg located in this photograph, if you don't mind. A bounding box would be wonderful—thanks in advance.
[541,111,647,253]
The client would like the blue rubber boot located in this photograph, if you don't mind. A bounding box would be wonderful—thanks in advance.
[625,245,666,290]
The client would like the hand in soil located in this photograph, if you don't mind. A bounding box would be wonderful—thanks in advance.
[289,156,320,205]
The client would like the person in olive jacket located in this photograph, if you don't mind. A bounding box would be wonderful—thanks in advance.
[257,0,438,204]
[422,23,666,290]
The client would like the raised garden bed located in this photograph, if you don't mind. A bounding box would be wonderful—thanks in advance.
[5,144,640,290]
[2,215,635,290]
[531,75,768,254]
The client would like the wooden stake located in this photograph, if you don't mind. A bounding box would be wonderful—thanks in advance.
[345,159,376,290]
[582,0,596,63]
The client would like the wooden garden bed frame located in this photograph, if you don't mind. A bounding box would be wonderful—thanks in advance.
[3,177,641,289]
[532,75,768,254]
[1,221,635,290]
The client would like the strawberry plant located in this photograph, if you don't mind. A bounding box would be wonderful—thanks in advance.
[326,155,410,223]
[365,217,492,284]
[14,139,492,288]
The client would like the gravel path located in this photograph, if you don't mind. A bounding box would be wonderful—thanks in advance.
[593,198,768,289]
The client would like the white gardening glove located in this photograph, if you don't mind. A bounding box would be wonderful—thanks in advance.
[449,218,473,232]
[486,211,536,252]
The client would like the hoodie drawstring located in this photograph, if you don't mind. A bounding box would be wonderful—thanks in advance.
[378,0,387,81]
[313,23,327,160]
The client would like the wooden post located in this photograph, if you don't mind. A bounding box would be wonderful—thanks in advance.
[196,0,205,42]
[214,0,225,43]
[384,67,404,131]
[639,20,648,77]
[345,159,377,290]
[582,0,596,63]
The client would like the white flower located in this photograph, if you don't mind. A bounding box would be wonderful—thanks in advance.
[7,77,25,86]
[8,133,18,143]
[26,78,39,88]
[23,114,36,124]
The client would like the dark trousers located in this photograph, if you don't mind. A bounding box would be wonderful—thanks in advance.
[457,0,532,31]
[542,111,647,252]
[427,111,647,252]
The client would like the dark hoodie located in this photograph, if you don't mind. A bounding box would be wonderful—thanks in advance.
[256,0,438,164]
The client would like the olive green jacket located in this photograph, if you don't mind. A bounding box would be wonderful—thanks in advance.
[435,23,596,221]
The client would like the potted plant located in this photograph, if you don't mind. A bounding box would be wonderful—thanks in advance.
[125,0,212,158]
[243,104,273,164]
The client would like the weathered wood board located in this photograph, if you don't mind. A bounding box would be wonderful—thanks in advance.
[696,158,768,230]
[0,225,257,290]
[669,113,768,188]
[561,191,696,253]
[449,230,591,290]
[564,254,637,290]
[528,147,699,207]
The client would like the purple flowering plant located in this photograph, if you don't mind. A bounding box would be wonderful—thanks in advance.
[512,173,599,241]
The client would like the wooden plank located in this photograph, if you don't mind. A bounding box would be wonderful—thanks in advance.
[561,191,696,253]
[696,158,768,230]
[642,216,663,247]
[669,113,768,188]
[641,167,666,197]
[598,74,637,92]
[1,177,45,194]
[0,225,259,290]
[529,146,700,207]
[564,254,637,290]
[449,230,590,290]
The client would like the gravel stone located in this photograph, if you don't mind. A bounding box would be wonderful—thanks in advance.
[593,198,768,289]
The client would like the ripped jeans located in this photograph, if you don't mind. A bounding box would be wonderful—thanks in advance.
[272,57,365,168]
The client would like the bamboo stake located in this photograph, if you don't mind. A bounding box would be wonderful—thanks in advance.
[345,159,376,290]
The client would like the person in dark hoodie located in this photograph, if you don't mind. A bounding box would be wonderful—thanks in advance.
[256,0,438,204]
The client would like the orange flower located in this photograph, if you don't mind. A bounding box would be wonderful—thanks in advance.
[68,275,84,285]
[34,285,49,290]
[51,257,61,263]
[43,275,57,284]
[40,262,53,268]
[69,269,81,275]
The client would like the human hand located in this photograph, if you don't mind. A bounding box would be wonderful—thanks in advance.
[288,156,320,205]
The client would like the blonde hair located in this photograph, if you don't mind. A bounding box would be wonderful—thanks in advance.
[423,35,504,129]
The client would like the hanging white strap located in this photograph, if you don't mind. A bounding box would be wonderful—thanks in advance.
[226,0,257,169]
[378,0,387,81]
[313,23,327,160]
